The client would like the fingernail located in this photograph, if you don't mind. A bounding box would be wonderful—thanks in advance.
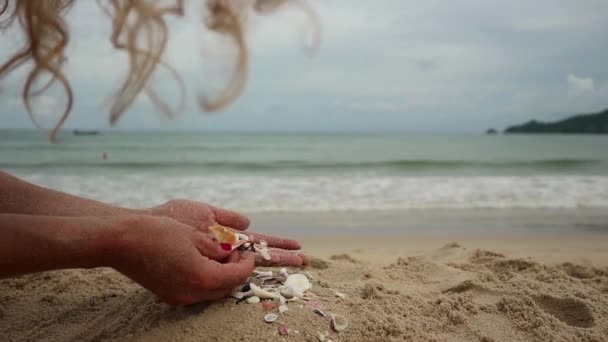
[220,243,232,251]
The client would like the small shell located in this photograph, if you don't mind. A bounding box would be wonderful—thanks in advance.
[250,283,281,300]
[330,314,349,332]
[279,304,289,313]
[264,313,278,323]
[253,270,273,278]
[209,224,238,244]
[278,325,289,335]
[261,248,271,261]
[313,309,326,317]
[285,274,310,294]
[334,291,346,299]
[317,332,326,342]
[262,301,277,311]
[279,285,303,299]
[246,296,260,304]
[231,290,252,299]
[279,268,289,278]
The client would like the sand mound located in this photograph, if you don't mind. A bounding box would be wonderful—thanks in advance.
[1,244,608,341]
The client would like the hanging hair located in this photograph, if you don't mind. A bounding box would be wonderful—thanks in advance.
[0,0,320,141]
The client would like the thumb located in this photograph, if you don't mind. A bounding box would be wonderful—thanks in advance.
[193,232,232,261]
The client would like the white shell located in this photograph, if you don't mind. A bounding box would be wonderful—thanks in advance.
[284,274,311,294]
[253,270,273,277]
[261,248,271,261]
[279,285,304,299]
[279,304,289,313]
[279,268,289,278]
[264,313,278,323]
[246,296,260,304]
[334,291,346,299]
[317,332,326,342]
[250,283,281,300]
[330,314,349,332]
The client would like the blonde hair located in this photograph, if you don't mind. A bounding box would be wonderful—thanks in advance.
[0,0,319,141]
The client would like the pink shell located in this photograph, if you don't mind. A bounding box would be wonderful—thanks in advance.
[278,325,289,336]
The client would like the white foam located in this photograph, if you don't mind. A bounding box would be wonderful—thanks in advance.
[19,173,608,213]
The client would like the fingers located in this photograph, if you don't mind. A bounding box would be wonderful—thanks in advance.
[210,205,250,230]
[205,252,255,290]
[193,233,232,261]
[241,231,301,250]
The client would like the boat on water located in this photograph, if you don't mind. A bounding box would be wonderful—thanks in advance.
[73,130,100,136]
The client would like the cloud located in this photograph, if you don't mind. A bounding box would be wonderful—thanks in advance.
[567,74,595,97]
[2,0,608,132]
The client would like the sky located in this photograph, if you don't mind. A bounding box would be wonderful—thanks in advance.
[1,0,608,133]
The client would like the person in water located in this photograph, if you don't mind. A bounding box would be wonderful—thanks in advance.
[0,0,314,305]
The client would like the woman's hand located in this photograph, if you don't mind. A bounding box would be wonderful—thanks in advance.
[111,215,255,305]
[147,199,308,266]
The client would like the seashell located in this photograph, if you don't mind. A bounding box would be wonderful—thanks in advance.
[232,290,252,299]
[333,291,346,299]
[278,325,289,336]
[262,301,277,311]
[261,248,271,261]
[246,296,260,304]
[209,224,238,244]
[317,332,326,342]
[228,233,249,251]
[231,291,245,299]
[279,304,289,313]
[313,309,325,317]
[279,268,289,278]
[279,285,304,299]
[253,270,273,278]
[330,314,349,332]
[250,283,281,300]
[285,274,311,294]
[250,277,264,287]
[264,313,278,323]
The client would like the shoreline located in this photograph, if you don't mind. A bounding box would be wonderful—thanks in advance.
[247,207,608,236]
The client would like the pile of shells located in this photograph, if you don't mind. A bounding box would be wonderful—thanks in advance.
[231,268,313,305]
[210,224,349,336]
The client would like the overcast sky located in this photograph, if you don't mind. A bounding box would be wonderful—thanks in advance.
[1,0,608,133]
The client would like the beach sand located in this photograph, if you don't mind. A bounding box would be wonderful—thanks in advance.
[1,210,608,341]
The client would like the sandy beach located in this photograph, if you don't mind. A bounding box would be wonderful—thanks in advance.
[1,209,607,341]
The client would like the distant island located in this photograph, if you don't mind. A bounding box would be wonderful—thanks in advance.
[504,109,608,134]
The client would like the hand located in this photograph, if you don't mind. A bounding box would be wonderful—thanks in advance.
[110,215,255,305]
[147,199,308,267]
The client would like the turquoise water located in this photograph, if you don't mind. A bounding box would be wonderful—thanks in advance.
[1,130,608,212]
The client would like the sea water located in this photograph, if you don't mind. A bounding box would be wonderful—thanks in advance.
[1,130,607,213]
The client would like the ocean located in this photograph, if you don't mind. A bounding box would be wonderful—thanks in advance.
[1,130,608,213]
